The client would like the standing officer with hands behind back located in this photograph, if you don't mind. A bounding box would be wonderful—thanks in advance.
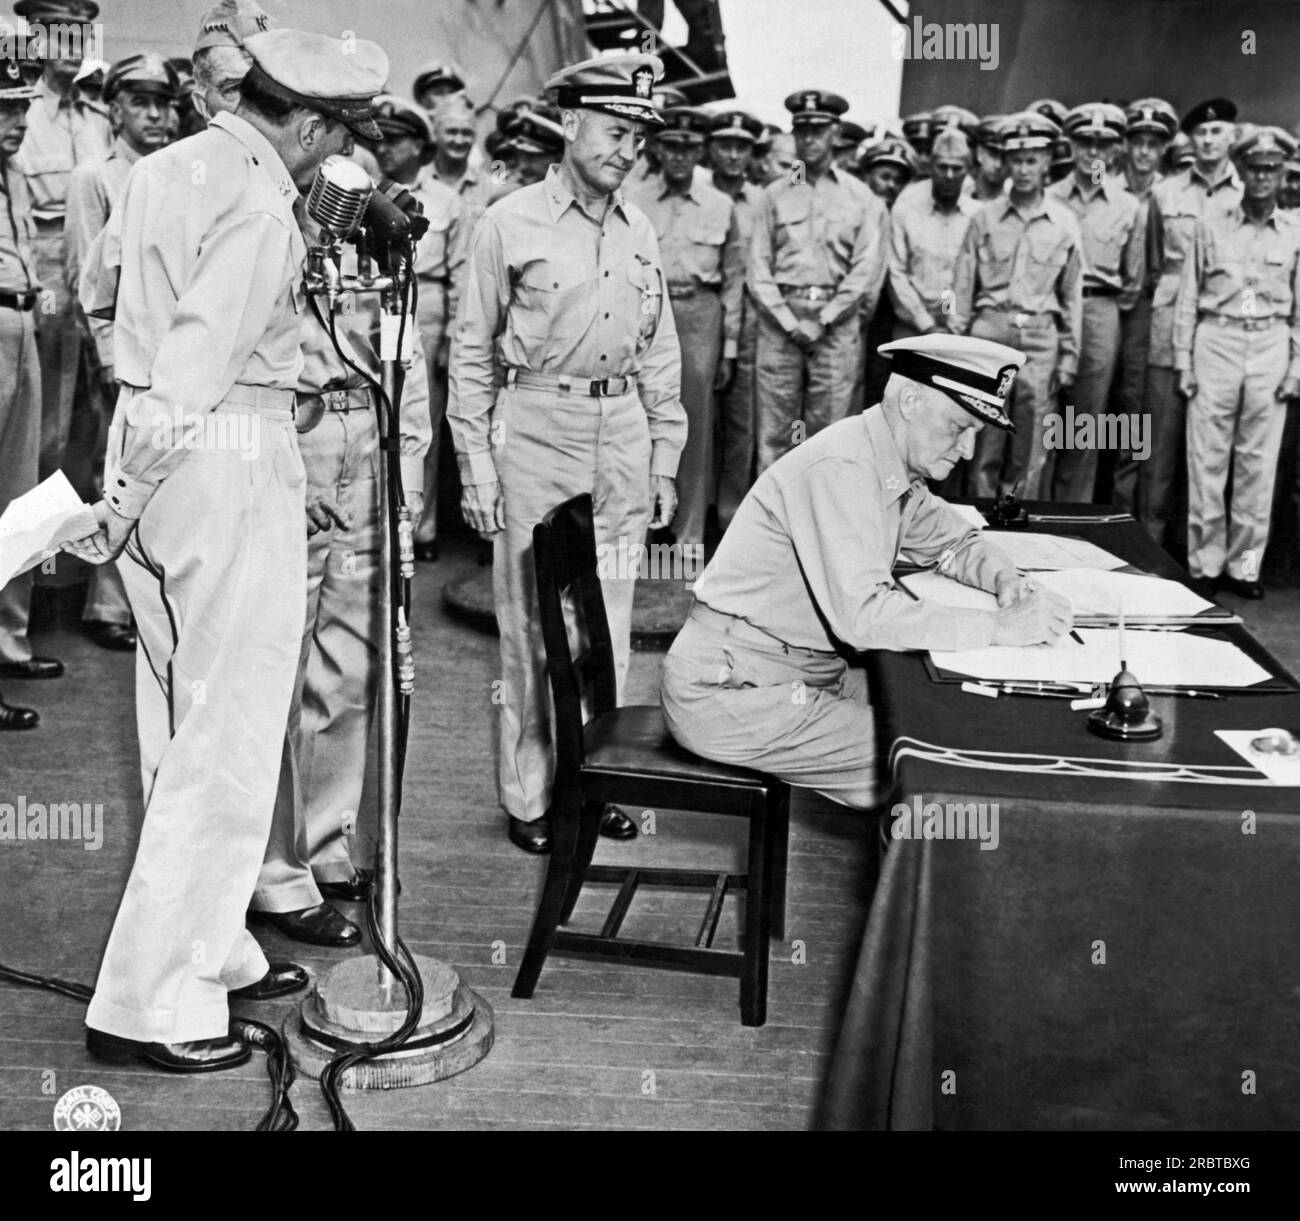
[63,29,389,1073]
[449,53,686,855]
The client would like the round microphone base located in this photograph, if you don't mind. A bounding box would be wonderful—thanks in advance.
[285,953,494,1089]
[1087,707,1164,741]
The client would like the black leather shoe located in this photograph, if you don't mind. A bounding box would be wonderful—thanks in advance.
[249,902,361,947]
[317,870,401,902]
[1214,574,1264,600]
[228,961,310,1000]
[414,539,440,562]
[83,620,137,651]
[599,807,638,840]
[0,657,64,680]
[86,1026,251,1073]
[508,815,552,854]
[0,696,38,730]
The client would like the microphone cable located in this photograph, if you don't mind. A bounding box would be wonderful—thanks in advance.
[0,962,300,1131]
[309,241,425,1129]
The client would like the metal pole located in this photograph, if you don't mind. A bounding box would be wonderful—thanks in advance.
[375,353,400,999]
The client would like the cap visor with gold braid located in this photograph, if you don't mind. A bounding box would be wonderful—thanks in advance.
[878,334,1026,431]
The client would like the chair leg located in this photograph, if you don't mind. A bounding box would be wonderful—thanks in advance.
[559,799,605,925]
[769,784,790,943]
[512,793,582,999]
[740,790,771,1027]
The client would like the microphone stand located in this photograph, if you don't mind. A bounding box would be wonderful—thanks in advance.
[286,224,493,1101]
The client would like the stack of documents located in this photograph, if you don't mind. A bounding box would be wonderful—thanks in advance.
[931,629,1271,689]
[899,568,1233,625]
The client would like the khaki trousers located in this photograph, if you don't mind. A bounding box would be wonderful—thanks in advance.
[668,288,723,547]
[754,295,861,473]
[661,611,878,809]
[492,384,651,823]
[969,312,1060,500]
[86,394,307,1043]
[1186,319,1289,581]
[32,221,82,480]
[1051,295,1121,504]
[259,407,381,898]
[716,290,757,530]
[0,307,40,663]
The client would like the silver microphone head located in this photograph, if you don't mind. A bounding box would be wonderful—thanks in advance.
[306,155,374,239]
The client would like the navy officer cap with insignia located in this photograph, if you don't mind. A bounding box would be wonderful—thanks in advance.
[194,0,273,52]
[1125,97,1177,140]
[1063,102,1127,142]
[505,106,565,157]
[1181,97,1237,134]
[545,53,666,126]
[372,93,436,146]
[1000,110,1060,152]
[709,107,762,143]
[242,28,388,141]
[879,333,1026,432]
[656,105,711,144]
[859,137,917,175]
[784,88,849,126]
[0,50,39,100]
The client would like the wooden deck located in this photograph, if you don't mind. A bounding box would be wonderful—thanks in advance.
[0,538,877,1132]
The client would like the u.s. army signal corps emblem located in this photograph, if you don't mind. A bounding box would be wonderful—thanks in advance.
[53,1084,121,1132]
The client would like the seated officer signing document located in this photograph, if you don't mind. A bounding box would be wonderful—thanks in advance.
[660,333,1075,809]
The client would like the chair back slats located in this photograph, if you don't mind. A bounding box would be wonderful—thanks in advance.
[533,494,619,778]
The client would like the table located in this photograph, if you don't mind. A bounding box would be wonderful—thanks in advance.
[819,504,1300,1131]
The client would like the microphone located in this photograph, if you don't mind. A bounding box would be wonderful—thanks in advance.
[369,175,430,245]
[306,154,374,239]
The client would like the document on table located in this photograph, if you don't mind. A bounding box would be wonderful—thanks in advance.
[983,532,1126,570]
[1215,731,1300,785]
[931,628,1272,688]
[0,472,98,587]
[899,568,1218,620]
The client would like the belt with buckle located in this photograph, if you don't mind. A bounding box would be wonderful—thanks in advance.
[0,290,37,312]
[779,284,837,302]
[1203,313,1284,332]
[505,368,634,397]
[1082,284,1121,298]
[982,307,1055,328]
[315,387,373,413]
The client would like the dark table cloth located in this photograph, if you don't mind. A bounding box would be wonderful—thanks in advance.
[820,505,1300,1130]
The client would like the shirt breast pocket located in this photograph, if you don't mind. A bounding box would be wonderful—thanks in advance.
[1089,218,1127,274]
[1026,232,1068,293]
[977,232,1016,288]
[774,193,812,234]
[689,221,728,271]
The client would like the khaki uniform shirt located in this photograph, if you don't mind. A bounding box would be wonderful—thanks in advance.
[13,79,110,221]
[691,406,1018,652]
[888,188,981,333]
[949,192,1085,380]
[1146,163,1243,366]
[0,155,37,294]
[80,112,307,519]
[748,162,889,332]
[65,137,142,365]
[410,168,463,324]
[449,163,686,487]
[626,171,745,358]
[1047,172,1143,308]
[1172,203,1300,378]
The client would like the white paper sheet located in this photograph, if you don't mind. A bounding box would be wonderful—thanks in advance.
[932,628,1271,688]
[983,532,1126,570]
[0,472,98,587]
[900,568,1216,620]
[1215,731,1300,785]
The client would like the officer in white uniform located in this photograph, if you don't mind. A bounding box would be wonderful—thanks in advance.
[64,28,389,1073]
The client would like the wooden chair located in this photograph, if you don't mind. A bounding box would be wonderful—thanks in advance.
[511,494,791,1026]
